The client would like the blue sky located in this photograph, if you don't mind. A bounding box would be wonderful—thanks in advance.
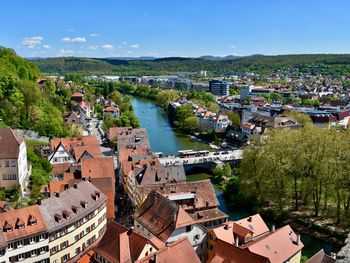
[1,0,349,58]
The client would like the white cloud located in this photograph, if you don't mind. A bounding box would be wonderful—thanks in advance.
[122,41,127,45]
[21,36,44,48]
[101,44,114,50]
[68,28,75,32]
[89,33,99,37]
[42,44,51,49]
[230,45,236,49]
[129,44,139,49]
[62,37,87,43]
[87,44,98,50]
[59,49,75,55]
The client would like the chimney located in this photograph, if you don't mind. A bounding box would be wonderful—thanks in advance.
[37,199,42,205]
[64,184,69,190]
[73,183,78,189]
[271,225,275,232]
[224,224,229,230]
[235,235,239,247]
[296,234,301,245]
[247,216,252,222]
[54,192,60,198]
[127,226,134,236]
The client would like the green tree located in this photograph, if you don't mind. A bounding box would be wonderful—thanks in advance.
[227,111,241,129]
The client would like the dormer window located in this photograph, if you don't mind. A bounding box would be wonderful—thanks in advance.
[3,221,13,232]
[54,213,62,223]
[95,191,101,198]
[62,210,70,219]
[91,194,97,200]
[28,215,37,226]
[72,205,79,214]
[15,218,25,229]
[80,201,88,208]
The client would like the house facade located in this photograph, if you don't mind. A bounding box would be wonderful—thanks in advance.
[0,128,28,194]
[39,181,108,263]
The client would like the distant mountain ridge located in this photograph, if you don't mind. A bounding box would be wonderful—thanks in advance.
[32,53,350,75]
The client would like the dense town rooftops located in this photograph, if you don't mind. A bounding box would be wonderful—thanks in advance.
[0,205,47,244]
[39,181,107,232]
[108,127,151,150]
[135,237,201,263]
[93,221,164,263]
[140,179,220,210]
[0,127,23,159]
[50,136,99,152]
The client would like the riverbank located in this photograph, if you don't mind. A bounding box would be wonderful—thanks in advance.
[129,95,342,259]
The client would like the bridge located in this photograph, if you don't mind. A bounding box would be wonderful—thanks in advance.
[158,149,243,167]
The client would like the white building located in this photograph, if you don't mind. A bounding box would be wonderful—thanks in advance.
[0,128,28,194]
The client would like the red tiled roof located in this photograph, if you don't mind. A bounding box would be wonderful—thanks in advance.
[0,127,23,159]
[234,214,269,239]
[135,237,200,263]
[0,205,47,242]
[93,221,164,263]
[247,225,304,263]
[207,239,267,263]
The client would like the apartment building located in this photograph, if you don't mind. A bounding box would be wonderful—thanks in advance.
[0,127,28,194]
[39,181,108,263]
[0,205,49,263]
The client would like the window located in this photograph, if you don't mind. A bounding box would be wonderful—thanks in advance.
[31,250,36,257]
[75,235,79,242]
[61,254,69,263]
[7,242,14,250]
[29,236,36,244]
[18,253,25,261]
[39,233,45,241]
[11,160,16,167]
[61,241,68,249]
[5,161,9,167]
[91,223,95,230]
[193,234,200,241]
[17,240,24,248]
[75,247,81,255]
[186,225,191,232]
[3,174,17,180]
[51,246,58,255]
[39,247,46,254]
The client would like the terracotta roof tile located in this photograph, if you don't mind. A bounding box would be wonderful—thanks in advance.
[135,237,200,263]
[0,205,47,242]
[93,221,164,263]
[0,127,23,159]
[207,239,267,263]
[247,225,304,263]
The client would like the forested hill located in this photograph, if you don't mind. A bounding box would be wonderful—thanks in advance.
[0,48,71,137]
[33,54,350,76]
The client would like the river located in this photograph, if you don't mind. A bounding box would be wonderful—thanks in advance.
[130,96,335,258]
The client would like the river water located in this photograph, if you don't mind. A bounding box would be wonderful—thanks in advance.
[130,96,335,258]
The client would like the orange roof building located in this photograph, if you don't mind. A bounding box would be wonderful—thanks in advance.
[135,237,201,263]
[92,221,164,263]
